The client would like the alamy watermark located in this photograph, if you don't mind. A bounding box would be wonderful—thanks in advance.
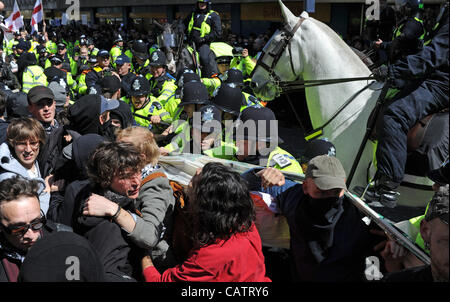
[366,0,380,21]
[65,0,80,21]
[65,256,80,281]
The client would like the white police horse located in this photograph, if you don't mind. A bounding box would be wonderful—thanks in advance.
[251,0,433,207]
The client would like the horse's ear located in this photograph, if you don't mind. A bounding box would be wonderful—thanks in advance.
[300,11,309,18]
[279,0,298,26]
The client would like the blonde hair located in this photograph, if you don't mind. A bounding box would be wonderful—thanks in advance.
[116,126,160,166]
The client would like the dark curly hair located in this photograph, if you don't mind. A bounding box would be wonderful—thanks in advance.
[86,141,144,189]
[0,176,41,219]
[190,162,256,246]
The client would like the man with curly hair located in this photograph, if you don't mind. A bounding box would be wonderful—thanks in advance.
[66,141,145,282]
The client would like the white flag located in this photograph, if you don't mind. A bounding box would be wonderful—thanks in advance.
[30,0,44,33]
[4,0,24,32]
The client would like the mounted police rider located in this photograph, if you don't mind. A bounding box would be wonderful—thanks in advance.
[360,2,449,208]
[184,0,222,77]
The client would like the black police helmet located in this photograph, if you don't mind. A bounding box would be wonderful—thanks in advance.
[192,105,222,132]
[149,50,167,67]
[211,84,244,116]
[224,68,244,86]
[179,81,211,106]
[129,76,151,97]
[235,106,280,143]
[132,40,149,61]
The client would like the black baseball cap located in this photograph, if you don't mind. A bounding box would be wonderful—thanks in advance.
[27,86,55,104]
[301,139,336,164]
[99,76,122,94]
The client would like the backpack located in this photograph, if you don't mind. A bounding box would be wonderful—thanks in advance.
[140,171,192,262]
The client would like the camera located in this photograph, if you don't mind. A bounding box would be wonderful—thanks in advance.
[232,47,244,56]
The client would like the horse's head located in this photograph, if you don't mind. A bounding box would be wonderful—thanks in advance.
[251,0,306,101]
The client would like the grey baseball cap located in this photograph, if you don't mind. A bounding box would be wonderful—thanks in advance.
[425,185,449,225]
[305,155,347,191]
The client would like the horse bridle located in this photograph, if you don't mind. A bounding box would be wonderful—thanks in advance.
[250,17,305,85]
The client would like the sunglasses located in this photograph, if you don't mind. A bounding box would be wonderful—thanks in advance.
[0,211,46,237]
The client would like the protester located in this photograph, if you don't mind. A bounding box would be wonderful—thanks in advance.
[18,231,106,282]
[0,118,53,215]
[141,162,271,282]
[67,94,119,140]
[241,155,379,281]
[0,176,71,282]
[71,141,146,281]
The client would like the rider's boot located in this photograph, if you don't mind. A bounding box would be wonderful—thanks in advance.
[354,174,400,208]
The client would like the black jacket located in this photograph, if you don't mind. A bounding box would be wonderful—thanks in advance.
[0,220,72,282]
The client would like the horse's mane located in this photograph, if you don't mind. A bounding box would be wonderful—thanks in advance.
[304,17,370,73]
[308,17,354,52]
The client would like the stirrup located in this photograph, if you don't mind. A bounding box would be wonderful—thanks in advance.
[360,181,375,199]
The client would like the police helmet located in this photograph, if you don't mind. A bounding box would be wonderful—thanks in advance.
[211,84,244,116]
[179,81,211,107]
[129,76,151,97]
[132,40,149,61]
[88,56,97,64]
[395,0,424,11]
[235,106,279,143]
[114,34,123,44]
[300,138,336,164]
[223,68,244,86]
[38,35,46,44]
[192,105,222,132]
[149,50,167,67]
[215,55,233,65]
[49,55,64,66]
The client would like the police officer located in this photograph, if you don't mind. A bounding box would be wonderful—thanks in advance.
[56,43,77,76]
[115,54,136,100]
[44,55,77,94]
[373,0,426,63]
[360,2,449,208]
[184,0,222,77]
[128,76,171,130]
[85,50,114,93]
[148,50,178,116]
[205,68,263,110]
[234,106,302,174]
[46,31,58,55]
[160,80,212,155]
[130,40,151,79]
[110,34,124,67]
[76,56,97,96]
[21,52,47,93]
[87,38,99,58]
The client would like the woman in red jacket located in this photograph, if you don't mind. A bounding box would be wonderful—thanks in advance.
[141,162,271,282]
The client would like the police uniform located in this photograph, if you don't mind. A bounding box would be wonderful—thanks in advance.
[163,81,212,154]
[85,50,113,92]
[130,40,152,80]
[148,50,178,119]
[110,35,124,69]
[184,0,222,77]
[128,76,172,130]
[378,0,426,63]
[366,3,449,207]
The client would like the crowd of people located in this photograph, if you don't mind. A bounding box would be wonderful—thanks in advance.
[0,0,448,283]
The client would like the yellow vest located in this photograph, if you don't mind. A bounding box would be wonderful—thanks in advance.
[22,65,48,93]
